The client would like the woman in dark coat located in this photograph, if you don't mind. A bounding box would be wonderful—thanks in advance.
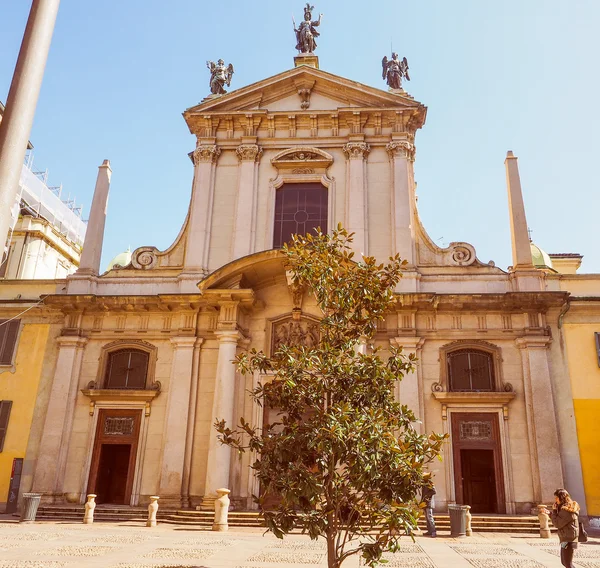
[548,488,580,568]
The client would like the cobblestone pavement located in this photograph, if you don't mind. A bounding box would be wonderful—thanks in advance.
[0,521,599,568]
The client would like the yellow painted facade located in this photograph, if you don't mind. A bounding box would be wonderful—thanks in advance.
[0,322,49,508]
[562,316,600,517]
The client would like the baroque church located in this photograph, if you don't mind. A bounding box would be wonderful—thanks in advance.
[20,20,590,518]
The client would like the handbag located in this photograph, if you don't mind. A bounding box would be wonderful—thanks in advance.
[578,521,588,543]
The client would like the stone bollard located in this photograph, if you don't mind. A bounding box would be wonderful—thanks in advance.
[465,505,472,537]
[212,488,231,532]
[83,494,97,524]
[147,496,159,527]
[537,505,551,538]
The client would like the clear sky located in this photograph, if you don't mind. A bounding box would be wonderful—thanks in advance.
[1,1,598,272]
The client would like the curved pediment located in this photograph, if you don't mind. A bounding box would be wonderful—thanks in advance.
[271,147,333,171]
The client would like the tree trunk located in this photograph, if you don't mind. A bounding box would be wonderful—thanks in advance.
[326,527,340,568]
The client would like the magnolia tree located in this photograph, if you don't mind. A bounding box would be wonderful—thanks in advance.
[216,227,446,568]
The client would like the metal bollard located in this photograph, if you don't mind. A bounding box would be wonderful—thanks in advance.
[147,496,159,527]
[83,494,97,524]
[213,488,230,532]
[537,505,551,539]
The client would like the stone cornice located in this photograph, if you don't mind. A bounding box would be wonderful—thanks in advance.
[431,391,516,405]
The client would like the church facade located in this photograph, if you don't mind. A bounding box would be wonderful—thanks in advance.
[15,52,590,517]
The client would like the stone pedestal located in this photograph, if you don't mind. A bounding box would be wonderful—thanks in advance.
[294,53,319,68]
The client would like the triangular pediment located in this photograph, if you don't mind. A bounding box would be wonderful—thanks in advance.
[184,65,424,118]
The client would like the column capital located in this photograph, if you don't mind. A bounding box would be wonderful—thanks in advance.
[386,140,416,161]
[193,144,221,165]
[170,336,198,349]
[236,143,263,162]
[343,142,370,160]
[214,330,243,344]
[390,337,425,351]
[515,336,552,350]
[56,335,89,348]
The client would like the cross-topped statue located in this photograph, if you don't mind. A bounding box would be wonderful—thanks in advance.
[293,3,323,53]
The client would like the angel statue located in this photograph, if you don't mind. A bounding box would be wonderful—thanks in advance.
[382,53,411,91]
[293,3,323,53]
[206,59,234,95]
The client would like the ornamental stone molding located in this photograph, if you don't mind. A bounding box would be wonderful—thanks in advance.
[193,144,221,165]
[131,246,159,270]
[343,142,371,159]
[386,140,416,161]
[235,144,263,162]
[271,147,333,171]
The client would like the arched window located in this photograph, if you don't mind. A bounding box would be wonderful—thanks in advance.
[273,183,328,248]
[447,349,495,392]
[104,349,149,389]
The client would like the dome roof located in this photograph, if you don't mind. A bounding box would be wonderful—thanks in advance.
[530,242,553,269]
[106,247,132,271]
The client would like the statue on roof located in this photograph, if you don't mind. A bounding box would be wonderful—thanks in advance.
[293,3,323,53]
[382,53,410,91]
[206,59,234,95]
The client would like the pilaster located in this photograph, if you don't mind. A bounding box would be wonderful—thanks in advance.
[390,336,425,433]
[343,141,370,256]
[32,335,88,500]
[387,140,416,266]
[157,336,197,507]
[516,336,564,503]
[231,143,262,259]
[180,143,221,292]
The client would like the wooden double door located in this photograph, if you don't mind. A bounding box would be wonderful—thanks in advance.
[452,413,505,514]
[87,409,141,505]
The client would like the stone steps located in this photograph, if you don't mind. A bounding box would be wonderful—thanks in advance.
[33,506,547,533]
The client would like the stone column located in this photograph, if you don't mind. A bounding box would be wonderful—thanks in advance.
[386,141,416,266]
[231,143,262,259]
[32,335,88,499]
[343,142,370,256]
[0,0,61,251]
[180,144,220,292]
[158,336,197,507]
[516,336,564,503]
[201,329,240,509]
[390,337,424,434]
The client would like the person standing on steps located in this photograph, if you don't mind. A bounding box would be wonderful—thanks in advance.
[546,488,580,568]
[421,472,437,537]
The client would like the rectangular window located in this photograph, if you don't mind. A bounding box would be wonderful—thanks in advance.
[595,332,600,368]
[273,183,328,249]
[0,400,13,452]
[0,319,20,366]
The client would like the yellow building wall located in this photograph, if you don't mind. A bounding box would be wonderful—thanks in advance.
[564,323,600,517]
[0,323,49,507]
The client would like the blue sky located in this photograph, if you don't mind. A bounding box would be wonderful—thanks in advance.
[1,1,598,272]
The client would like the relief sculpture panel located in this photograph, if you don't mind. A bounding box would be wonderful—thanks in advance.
[271,317,320,353]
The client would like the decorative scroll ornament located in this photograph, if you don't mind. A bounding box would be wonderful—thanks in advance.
[193,144,221,165]
[386,140,416,161]
[236,144,263,162]
[343,142,370,159]
[450,243,476,266]
[131,247,159,270]
[272,317,320,352]
[292,168,315,174]
[431,382,444,392]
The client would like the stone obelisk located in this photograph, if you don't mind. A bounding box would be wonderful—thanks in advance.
[0,0,61,252]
